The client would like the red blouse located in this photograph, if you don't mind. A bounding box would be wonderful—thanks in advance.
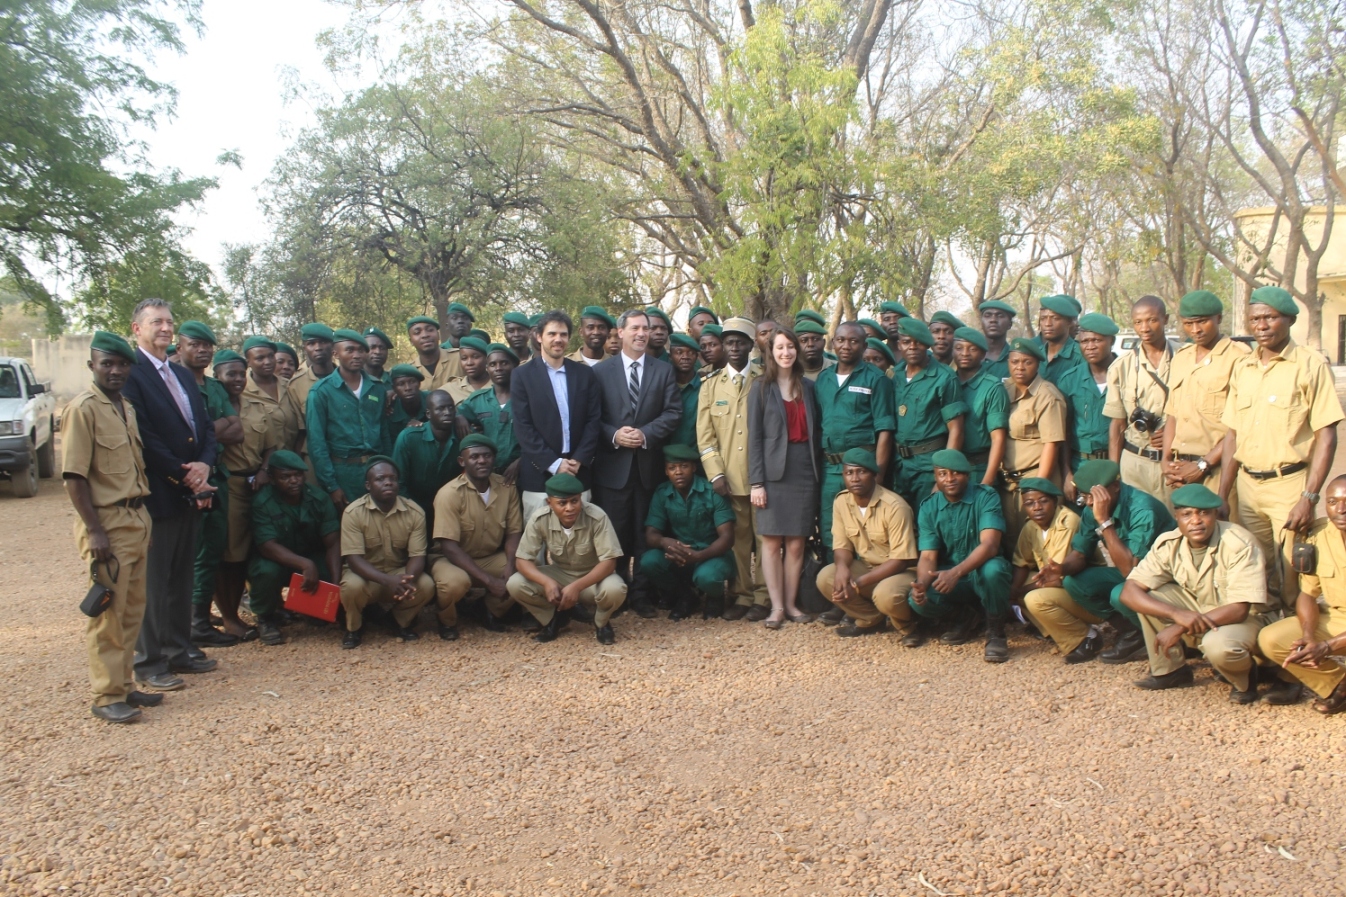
[784,396,809,443]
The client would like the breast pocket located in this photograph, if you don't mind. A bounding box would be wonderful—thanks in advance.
[95,432,133,475]
[1011,415,1040,440]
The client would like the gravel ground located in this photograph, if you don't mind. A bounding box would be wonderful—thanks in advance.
[3,453,1345,897]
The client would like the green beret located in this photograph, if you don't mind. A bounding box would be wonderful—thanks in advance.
[458,433,498,454]
[879,301,910,318]
[794,309,827,326]
[300,323,335,342]
[1008,337,1046,362]
[388,363,424,382]
[362,327,392,348]
[446,302,475,321]
[406,315,440,331]
[1073,460,1121,491]
[528,313,544,327]
[841,447,880,474]
[458,336,490,356]
[579,306,616,328]
[700,324,724,340]
[470,329,491,343]
[545,472,585,498]
[952,326,987,351]
[1039,294,1081,318]
[644,306,672,327]
[1250,285,1299,317]
[979,300,1017,317]
[178,320,217,344]
[1171,483,1223,510]
[865,338,897,366]
[663,444,700,462]
[502,311,532,328]
[1077,313,1119,337]
[856,317,885,334]
[931,449,972,474]
[1018,477,1062,498]
[211,349,246,369]
[1178,290,1223,317]
[688,306,719,324]
[241,335,277,354]
[487,342,520,364]
[267,449,308,473]
[333,328,369,350]
[896,317,934,347]
[669,333,701,353]
[274,341,298,361]
[794,320,826,335]
[165,345,177,356]
[90,331,138,363]
[364,454,398,477]
[929,311,963,330]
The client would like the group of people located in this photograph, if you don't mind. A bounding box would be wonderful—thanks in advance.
[64,287,1346,725]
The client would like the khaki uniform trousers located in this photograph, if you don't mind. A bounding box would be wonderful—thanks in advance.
[816,559,915,631]
[999,482,1028,557]
[429,551,514,626]
[729,495,769,608]
[1120,451,1171,511]
[1024,587,1104,654]
[78,505,152,707]
[339,566,434,632]
[1236,468,1305,609]
[224,476,255,563]
[507,567,627,627]
[1139,583,1266,692]
[1258,609,1346,698]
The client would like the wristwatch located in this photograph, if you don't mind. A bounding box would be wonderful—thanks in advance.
[1095,518,1115,536]
[1196,459,1210,473]
[1303,490,1321,503]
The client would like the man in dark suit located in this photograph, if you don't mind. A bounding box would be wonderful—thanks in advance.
[511,310,603,523]
[592,309,682,617]
[122,299,220,691]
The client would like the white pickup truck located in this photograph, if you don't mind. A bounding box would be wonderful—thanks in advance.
[0,357,57,497]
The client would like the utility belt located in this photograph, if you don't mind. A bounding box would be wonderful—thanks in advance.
[894,436,945,460]
[999,467,1037,491]
[102,497,145,510]
[1241,461,1307,481]
[1078,449,1110,461]
[1123,440,1163,463]
[824,444,876,465]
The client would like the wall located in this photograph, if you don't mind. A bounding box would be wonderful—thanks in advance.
[30,335,94,401]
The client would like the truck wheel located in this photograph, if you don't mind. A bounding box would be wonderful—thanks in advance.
[36,427,56,478]
[11,446,38,498]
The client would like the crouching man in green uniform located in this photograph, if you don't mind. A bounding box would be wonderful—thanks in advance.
[641,444,737,620]
[248,450,342,645]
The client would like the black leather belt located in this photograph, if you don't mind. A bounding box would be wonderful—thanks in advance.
[106,497,145,509]
[825,445,875,465]
[1001,468,1033,483]
[965,450,990,466]
[894,436,945,459]
[1173,452,1205,463]
[1124,441,1163,463]
[230,469,258,478]
[1241,462,1307,481]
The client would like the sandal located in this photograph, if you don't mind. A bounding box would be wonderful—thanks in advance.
[1312,679,1346,715]
[763,618,784,630]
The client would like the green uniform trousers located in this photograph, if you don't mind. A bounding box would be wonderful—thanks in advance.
[892,452,937,511]
[639,550,735,601]
[820,462,846,552]
[248,555,332,619]
[1063,566,1138,627]
[331,458,371,504]
[908,558,1012,620]
[191,487,228,609]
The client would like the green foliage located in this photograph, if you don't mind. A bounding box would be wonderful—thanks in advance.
[73,231,227,334]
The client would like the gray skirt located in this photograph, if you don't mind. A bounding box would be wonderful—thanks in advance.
[756,441,819,537]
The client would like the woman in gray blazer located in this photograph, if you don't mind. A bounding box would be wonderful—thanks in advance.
[748,326,822,629]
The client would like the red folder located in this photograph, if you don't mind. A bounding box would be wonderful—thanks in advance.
[283,573,341,622]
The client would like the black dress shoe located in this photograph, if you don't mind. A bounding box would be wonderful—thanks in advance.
[818,607,846,626]
[1263,678,1304,705]
[1133,665,1195,690]
[438,624,459,641]
[568,602,596,624]
[1227,666,1259,704]
[257,620,286,646]
[1101,628,1148,664]
[836,620,886,638]
[939,612,982,646]
[126,690,163,708]
[744,604,770,623]
[483,611,509,632]
[722,604,751,622]
[170,656,218,674]
[629,600,657,619]
[395,626,419,641]
[534,611,570,643]
[91,702,141,724]
[191,627,240,648]
[520,615,541,633]
[900,625,928,648]
[1064,634,1104,664]
[136,672,184,691]
[342,629,362,649]
[596,623,616,645]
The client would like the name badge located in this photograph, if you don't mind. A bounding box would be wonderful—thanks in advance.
[715,400,728,406]
[848,386,871,395]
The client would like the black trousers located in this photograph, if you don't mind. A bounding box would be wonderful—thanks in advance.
[593,465,653,604]
[135,509,202,677]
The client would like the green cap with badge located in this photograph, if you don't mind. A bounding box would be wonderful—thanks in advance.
[333,328,369,350]
[579,306,616,328]
[241,335,277,354]
[388,363,424,382]
[689,306,719,324]
[1039,294,1081,319]
[794,309,826,327]
[700,323,723,340]
[502,311,532,328]
[545,472,585,498]
[1018,477,1062,498]
[178,320,217,344]
[952,326,987,351]
[1250,285,1299,317]
[362,327,392,348]
[645,307,672,328]
[458,434,498,454]
[1178,290,1223,317]
[1008,337,1046,362]
[364,454,398,477]
[669,333,700,353]
[794,320,826,336]
[1073,459,1121,491]
[841,447,880,474]
[91,331,138,363]
[979,300,1017,317]
[446,302,475,321]
[487,342,519,363]
[856,317,885,334]
[407,315,439,331]
[274,341,298,362]
[301,323,335,342]
[458,336,490,356]
[896,317,934,347]
[929,311,962,330]
[931,449,972,473]
[879,300,910,318]
[663,444,700,463]
[211,349,246,369]
[1171,483,1223,510]
[1077,313,1119,337]
[866,338,897,366]
[267,449,308,473]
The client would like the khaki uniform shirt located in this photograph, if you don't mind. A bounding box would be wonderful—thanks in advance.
[222,394,280,475]
[1105,342,1175,448]
[432,473,524,558]
[696,365,758,495]
[1299,520,1346,615]
[517,502,623,578]
[1012,504,1080,569]
[443,377,481,406]
[831,486,917,567]
[1127,521,1268,612]
[413,348,464,391]
[1221,340,1345,470]
[340,494,428,573]
[567,349,605,367]
[1002,376,1068,474]
[1164,337,1250,457]
[286,366,321,420]
[244,371,301,451]
[61,387,151,507]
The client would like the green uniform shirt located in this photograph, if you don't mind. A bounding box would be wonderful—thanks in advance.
[459,386,519,470]
[917,484,1006,564]
[1071,484,1176,563]
[982,346,1010,382]
[671,377,701,450]
[388,390,429,444]
[892,356,967,447]
[1055,359,1114,467]
[392,423,460,521]
[305,372,391,494]
[815,361,898,454]
[958,369,1009,456]
[199,376,234,479]
[1030,335,1085,386]
[645,475,734,550]
[251,482,340,556]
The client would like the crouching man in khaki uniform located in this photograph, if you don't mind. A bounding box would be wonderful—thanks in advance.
[508,473,627,645]
[816,448,917,638]
[1119,484,1270,703]
[339,456,434,648]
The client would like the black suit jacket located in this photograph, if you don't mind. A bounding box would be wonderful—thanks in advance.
[748,376,822,486]
[511,357,603,494]
[591,353,682,490]
[122,349,219,520]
